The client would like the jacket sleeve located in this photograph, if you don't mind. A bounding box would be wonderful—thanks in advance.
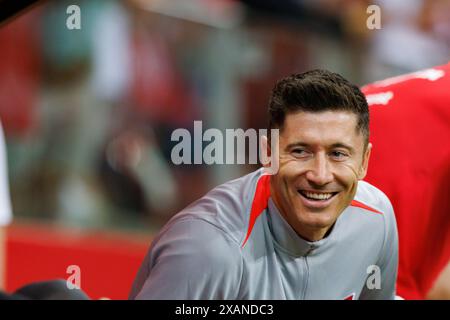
[360,197,399,300]
[129,218,245,300]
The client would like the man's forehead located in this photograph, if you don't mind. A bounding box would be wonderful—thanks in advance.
[280,110,363,145]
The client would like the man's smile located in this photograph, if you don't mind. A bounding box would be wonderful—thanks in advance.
[297,189,340,209]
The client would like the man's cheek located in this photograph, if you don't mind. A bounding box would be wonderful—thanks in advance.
[280,159,305,178]
[334,163,360,200]
[278,154,303,168]
[337,162,360,182]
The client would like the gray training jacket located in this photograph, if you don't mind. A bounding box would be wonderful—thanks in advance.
[129,168,399,300]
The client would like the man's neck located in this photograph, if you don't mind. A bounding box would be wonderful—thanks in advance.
[290,221,331,242]
[270,190,332,242]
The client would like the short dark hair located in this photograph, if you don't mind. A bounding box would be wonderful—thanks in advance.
[268,69,369,144]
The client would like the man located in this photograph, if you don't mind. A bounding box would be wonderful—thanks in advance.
[129,70,399,300]
[362,62,450,299]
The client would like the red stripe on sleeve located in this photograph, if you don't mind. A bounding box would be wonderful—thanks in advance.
[241,174,271,248]
[350,199,383,215]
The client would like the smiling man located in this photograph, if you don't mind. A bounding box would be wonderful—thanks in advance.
[130,70,399,300]
[270,110,368,242]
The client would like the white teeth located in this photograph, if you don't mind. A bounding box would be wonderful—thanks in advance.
[304,191,333,200]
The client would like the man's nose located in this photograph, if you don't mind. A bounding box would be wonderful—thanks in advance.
[305,153,333,186]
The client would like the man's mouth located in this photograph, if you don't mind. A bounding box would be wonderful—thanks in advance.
[298,190,338,202]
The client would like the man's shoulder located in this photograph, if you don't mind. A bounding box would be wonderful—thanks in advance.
[132,216,245,299]
[163,168,266,244]
[354,180,394,217]
[146,217,244,279]
[342,181,398,265]
[154,216,242,255]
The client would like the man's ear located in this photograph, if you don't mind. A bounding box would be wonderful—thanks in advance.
[260,131,280,175]
[359,142,372,180]
[260,135,271,168]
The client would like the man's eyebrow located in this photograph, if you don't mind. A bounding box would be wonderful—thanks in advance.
[285,142,310,150]
[284,142,355,153]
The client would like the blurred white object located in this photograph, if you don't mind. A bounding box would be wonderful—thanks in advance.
[91,1,131,102]
[370,0,448,76]
[0,122,12,227]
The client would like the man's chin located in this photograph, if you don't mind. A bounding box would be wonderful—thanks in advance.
[297,210,337,230]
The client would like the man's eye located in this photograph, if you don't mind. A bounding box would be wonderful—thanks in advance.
[292,149,308,157]
[330,151,348,159]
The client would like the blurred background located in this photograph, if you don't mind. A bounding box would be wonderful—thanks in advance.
[0,0,449,299]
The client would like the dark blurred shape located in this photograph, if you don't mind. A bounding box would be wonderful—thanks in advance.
[0,291,27,300]
[0,0,41,25]
[1,279,90,300]
[98,134,149,217]
[14,279,90,300]
[240,0,343,37]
